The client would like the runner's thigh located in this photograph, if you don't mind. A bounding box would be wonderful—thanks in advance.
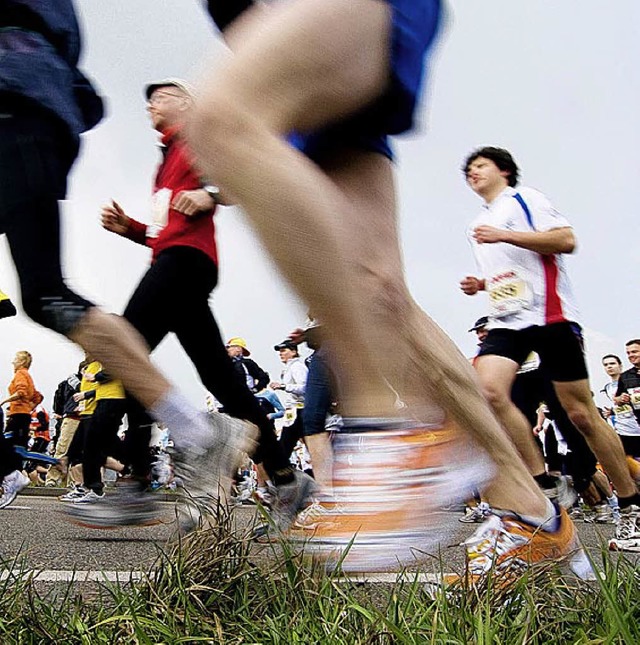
[214,0,392,133]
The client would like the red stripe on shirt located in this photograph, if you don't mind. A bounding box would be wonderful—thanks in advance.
[542,255,565,323]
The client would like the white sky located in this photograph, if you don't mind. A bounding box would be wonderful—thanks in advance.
[1,1,639,410]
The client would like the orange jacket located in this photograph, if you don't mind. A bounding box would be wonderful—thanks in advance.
[8,368,36,415]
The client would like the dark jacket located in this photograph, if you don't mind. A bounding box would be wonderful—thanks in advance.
[232,357,269,394]
[0,0,104,139]
[53,372,81,419]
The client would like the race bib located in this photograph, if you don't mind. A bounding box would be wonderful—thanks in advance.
[629,387,640,411]
[147,188,172,238]
[487,269,532,318]
[613,402,634,418]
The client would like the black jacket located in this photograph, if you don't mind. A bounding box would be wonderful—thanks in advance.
[53,372,81,418]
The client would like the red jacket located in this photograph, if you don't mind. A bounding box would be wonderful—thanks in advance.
[124,125,218,265]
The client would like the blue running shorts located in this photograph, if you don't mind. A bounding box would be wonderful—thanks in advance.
[291,0,443,162]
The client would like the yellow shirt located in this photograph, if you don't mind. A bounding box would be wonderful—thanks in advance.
[79,361,101,417]
[95,374,126,401]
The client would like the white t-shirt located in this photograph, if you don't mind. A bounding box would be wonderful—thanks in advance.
[468,186,580,330]
[602,380,640,437]
[279,356,308,408]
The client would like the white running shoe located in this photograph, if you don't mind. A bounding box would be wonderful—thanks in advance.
[542,476,577,509]
[253,471,317,539]
[459,502,491,524]
[584,502,614,524]
[293,499,344,531]
[64,481,161,529]
[462,506,595,584]
[59,485,89,502]
[609,504,640,552]
[171,412,258,533]
[0,470,30,509]
[71,489,105,504]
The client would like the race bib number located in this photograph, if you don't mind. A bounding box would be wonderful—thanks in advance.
[614,402,634,418]
[148,188,172,238]
[629,387,640,411]
[487,270,532,318]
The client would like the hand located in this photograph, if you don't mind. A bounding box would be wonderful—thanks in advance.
[472,225,507,244]
[101,200,130,235]
[603,407,613,419]
[616,393,631,405]
[269,382,283,391]
[288,328,305,345]
[532,424,542,436]
[171,189,214,216]
[460,275,483,295]
[72,392,84,402]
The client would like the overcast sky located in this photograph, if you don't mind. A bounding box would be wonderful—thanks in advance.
[1,1,639,410]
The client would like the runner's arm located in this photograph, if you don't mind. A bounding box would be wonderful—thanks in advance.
[472,225,575,255]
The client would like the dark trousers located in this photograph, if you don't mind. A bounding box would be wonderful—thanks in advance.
[0,98,92,332]
[303,348,333,437]
[279,414,305,463]
[83,399,127,494]
[5,413,31,449]
[0,434,21,479]
[123,246,289,478]
[511,368,597,492]
[0,100,90,478]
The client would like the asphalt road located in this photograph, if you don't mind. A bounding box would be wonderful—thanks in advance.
[0,490,635,585]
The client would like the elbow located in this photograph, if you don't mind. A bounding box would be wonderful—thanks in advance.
[564,236,576,254]
[559,231,576,254]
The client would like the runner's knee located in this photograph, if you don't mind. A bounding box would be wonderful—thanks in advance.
[22,287,92,336]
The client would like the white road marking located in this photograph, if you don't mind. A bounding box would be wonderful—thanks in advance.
[0,569,449,584]
[0,570,153,583]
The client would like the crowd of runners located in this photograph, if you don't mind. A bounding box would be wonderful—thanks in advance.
[1,0,639,584]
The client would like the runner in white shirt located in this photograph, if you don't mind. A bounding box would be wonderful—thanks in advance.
[602,353,640,459]
[467,186,580,330]
[460,146,640,552]
[269,339,308,463]
[602,355,640,432]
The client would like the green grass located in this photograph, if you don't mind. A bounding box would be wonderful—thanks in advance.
[0,515,638,644]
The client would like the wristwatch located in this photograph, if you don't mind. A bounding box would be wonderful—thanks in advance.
[202,184,222,204]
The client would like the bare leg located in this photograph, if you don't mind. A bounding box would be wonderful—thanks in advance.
[68,308,170,409]
[189,0,548,517]
[305,434,333,495]
[554,380,637,498]
[474,355,547,475]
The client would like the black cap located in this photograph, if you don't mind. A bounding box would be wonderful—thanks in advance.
[274,340,297,351]
[468,316,489,332]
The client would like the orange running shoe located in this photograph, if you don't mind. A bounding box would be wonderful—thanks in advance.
[461,505,595,584]
[298,417,492,572]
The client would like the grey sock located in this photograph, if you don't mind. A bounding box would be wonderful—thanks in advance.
[150,388,207,450]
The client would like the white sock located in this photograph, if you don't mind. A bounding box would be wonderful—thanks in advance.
[150,387,208,450]
[518,498,559,531]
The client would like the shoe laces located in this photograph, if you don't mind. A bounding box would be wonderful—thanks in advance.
[464,514,529,575]
[616,505,640,539]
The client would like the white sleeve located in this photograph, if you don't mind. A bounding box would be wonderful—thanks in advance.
[285,361,308,396]
[521,188,571,232]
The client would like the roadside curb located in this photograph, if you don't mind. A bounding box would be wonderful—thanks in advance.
[19,487,178,503]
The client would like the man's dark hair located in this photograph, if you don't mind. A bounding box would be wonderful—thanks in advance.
[625,339,640,347]
[602,354,622,365]
[463,147,520,187]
